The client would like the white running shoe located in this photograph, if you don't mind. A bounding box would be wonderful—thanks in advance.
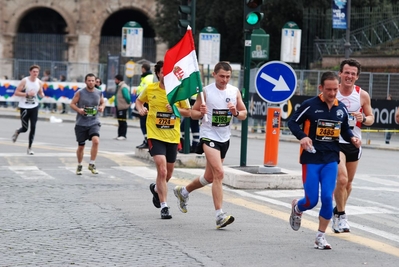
[27,148,34,155]
[173,186,189,213]
[289,199,302,231]
[314,233,332,250]
[116,136,126,140]
[332,214,350,233]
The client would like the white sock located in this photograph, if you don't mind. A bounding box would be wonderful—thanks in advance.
[89,160,95,165]
[161,202,167,209]
[182,187,189,197]
[215,209,223,218]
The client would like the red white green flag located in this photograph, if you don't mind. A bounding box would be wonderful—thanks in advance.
[164,26,202,117]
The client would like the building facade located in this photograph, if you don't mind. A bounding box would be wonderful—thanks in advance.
[0,0,167,79]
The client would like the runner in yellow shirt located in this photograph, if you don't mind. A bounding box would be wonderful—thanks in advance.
[135,60,190,219]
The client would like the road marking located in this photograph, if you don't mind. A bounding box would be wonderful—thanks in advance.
[0,153,77,157]
[8,166,54,180]
[112,166,157,180]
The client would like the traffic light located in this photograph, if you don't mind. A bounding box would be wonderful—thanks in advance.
[243,0,264,31]
[178,0,196,35]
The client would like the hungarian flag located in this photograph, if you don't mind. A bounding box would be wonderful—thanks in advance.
[164,26,202,117]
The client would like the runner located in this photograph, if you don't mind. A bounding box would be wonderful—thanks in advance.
[135,60,190,219]
[70,73,106,175]
[173,61,247,229]
[332,58,374,233]
[12,65,45,155]
[288,71,361,249]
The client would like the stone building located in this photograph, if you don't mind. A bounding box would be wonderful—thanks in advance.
[0,0,167,79]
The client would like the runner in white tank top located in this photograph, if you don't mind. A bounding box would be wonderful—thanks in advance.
[172,62,247,229]
[12,65,44,155]
[332,59,375,234]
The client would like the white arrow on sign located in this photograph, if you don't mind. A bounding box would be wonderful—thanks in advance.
[260,72,290,91]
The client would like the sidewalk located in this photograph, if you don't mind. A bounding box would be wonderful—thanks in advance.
[1,106,398,151]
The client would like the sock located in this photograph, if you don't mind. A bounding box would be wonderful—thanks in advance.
[181,187,189,197]
[216,209,223,218]
[89,160,95,165]
[294,205,302,214]
[338,211,345,216]
[333,206,338,214]
[161,202,167,209]
[78,162,82,166]
[316,230,325,238]
[154,184,157,193]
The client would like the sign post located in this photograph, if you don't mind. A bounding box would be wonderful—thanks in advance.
[121,21,143,58]
[280,21,301,63]
[199,26,220,84]
[125,60,135,119]
[255,61,297,173]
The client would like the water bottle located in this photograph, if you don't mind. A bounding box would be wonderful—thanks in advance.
[306,146,316,153]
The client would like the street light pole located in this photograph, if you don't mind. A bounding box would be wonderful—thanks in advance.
[344,0,351,58]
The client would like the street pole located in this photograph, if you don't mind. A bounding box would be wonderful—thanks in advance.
[344,0,351,58]
[240,30,251,167]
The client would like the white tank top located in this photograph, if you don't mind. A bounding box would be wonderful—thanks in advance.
[18,77,41,109]
[337,85,362,142]
[200,83,238,142]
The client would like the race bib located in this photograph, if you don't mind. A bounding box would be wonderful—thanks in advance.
[84,106,98,116]
[315,119,341,141]
[25,95,36,105]
[156,112,176,129]
[211,109,232,127]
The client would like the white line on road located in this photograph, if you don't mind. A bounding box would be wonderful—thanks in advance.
[8,166,54,180]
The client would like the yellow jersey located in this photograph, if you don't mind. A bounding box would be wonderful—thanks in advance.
[138,82,190,143]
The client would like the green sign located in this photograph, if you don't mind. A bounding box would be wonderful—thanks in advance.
[251,28,269,61]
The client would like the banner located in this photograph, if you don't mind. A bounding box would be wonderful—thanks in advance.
[332,0,348,29]
[249,93,399,129]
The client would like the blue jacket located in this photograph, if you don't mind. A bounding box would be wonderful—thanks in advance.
[288,94,354,164]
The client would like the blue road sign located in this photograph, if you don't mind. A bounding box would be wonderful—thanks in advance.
[255,61,297,104]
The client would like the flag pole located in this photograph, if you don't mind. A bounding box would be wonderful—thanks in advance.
[200,92,208,121]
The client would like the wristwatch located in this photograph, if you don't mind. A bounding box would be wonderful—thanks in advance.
[234,111,239,117]
[362,114,367,123]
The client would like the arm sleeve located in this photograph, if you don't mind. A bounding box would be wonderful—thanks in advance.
[288,101,309,141]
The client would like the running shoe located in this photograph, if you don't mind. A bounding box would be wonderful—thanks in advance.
[88,164,98,174]
[216,213,235,229]
[289,199,302,231]
[136,141,148,149]
[331,213,340,233]
[160,206,172,219]
[332,214,350,233]
[116,136,126,141]
[27,148,34,155]
[173,186,189,213]
[76,164,83,175]
[314,233,332,250]
[12,130,19,143]
[149,183,161,208]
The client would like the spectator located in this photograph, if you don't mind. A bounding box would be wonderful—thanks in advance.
[385,94,392,144]
[41,69,57,113]
[59,75,68,114]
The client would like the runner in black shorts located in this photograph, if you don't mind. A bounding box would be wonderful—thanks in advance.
[339,143,361,162]
[196,138,230,159]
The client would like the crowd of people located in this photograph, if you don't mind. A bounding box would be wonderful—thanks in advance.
[8,58,399,250]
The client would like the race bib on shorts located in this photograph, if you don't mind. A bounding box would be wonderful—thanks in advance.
[211,109,232,127]
[315,119,341,141]
[156,112,176,129]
